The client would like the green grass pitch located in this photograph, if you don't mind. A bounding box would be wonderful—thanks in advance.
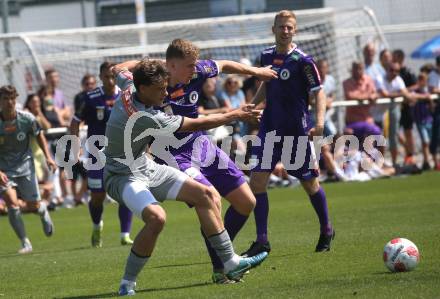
[0,172,439,298]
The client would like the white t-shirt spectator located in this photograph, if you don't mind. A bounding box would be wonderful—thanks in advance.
[322,74,336,97]
[366,63,385,88]
[370,74,406,123]
[428,70,440,90]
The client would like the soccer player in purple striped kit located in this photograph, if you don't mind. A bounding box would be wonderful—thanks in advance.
[70,62,134,247]
[242,10,335,257]
[154,39,277,283]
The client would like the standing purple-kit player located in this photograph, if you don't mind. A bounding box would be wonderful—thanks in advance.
[242,10,335,257]
[153,39,277,283]
[70,62,134,247]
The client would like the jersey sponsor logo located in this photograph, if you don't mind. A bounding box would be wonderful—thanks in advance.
[96,106,105,120]
[280,68,290,80]
[4,124,16,133]
[189,91,199,104]
[170,88,185,99]
[176,98,186,105]
[304,65,317,86]
[273,58,284,65]
[16,131,26,141]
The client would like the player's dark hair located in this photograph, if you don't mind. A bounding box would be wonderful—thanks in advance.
[133,59,169,91]
[0,85,18,100]
[99,61,116,75]
[81,73,95,85]
[166,38,200,60]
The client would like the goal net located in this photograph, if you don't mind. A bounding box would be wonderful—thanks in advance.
[0,7,386,105]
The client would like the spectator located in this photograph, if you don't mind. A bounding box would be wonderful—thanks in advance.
[393,49,417,165]
[316,59,337,136]
[219,75,247,156]
[370,49,393,124]
[428,56,440,170]
[38,85,65,128]
[73,74,96,115]
[412,73,434,170]
[37,84,68,207]
[343,61,382,145]
[363,42,382,82]
[376,62,415,166]
[45,69,71,122]
[198,77,229,115]
[24,94,54,204]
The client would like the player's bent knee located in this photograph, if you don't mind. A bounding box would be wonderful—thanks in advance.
[302,178,320,195]
[142,205,166,234]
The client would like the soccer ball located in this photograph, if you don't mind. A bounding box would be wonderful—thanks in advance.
[383,238,420,272]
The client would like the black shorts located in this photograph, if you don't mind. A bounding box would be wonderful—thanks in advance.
[400,103,413,130]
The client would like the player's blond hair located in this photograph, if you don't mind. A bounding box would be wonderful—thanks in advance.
[166,38,200,60]
[274,10,296,25]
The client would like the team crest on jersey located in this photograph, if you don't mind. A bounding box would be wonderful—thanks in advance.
[189,91,199,104]
[203,66,213,73]
[280,69,290,80]
[96,106,105,120]
[16,131,26,141]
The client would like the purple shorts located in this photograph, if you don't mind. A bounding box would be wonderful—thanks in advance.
[87,168,105,193]
[251,130,319,181]
[345,121,382,141]
[175,136,246,197]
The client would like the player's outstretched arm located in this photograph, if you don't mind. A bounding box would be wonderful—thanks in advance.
[216,60,277,81]
[178,104,261,132]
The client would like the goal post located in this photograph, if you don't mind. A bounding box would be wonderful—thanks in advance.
[0,7,387,112]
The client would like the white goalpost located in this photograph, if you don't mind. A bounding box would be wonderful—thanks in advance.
[0,7,387,107]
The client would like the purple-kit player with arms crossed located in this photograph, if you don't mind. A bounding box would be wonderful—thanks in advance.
[153,39,277,284]
[70,62,134,247]
[243,10,335,257]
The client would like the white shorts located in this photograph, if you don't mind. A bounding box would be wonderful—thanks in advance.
[107,164,189,219]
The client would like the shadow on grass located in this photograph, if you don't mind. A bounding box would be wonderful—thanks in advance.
[54,281,210,299]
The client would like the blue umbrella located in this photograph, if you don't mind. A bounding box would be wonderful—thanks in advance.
[411,35,440,59]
